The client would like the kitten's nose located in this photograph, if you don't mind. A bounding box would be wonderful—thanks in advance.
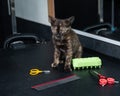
[56,33,61,37]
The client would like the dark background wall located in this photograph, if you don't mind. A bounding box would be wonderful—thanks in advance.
[55,0,120,30]
[0,0,51,48]
[0,0,12,47]
[0,0,120,48]
[104,0,120,28]
[55,0,98,30]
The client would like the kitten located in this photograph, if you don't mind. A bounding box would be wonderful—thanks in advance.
[49,16,82,71]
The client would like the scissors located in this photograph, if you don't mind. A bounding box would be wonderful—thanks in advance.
[29,69,50,75]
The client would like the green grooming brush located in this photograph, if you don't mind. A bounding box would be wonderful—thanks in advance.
[72,57,102,70]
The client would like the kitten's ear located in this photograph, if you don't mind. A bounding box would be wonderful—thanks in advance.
[68,16,75,24]
[48,16,56,24]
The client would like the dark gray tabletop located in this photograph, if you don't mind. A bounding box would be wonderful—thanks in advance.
[0,41,120,96]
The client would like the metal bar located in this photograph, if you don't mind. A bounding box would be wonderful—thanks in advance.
[98,0,104,23]
[9,0,17,34]
[111,0,115,32]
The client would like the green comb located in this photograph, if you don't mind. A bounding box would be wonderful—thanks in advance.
[72,57,102,70]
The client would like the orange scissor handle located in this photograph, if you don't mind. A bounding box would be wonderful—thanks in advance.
[29,69,42,75]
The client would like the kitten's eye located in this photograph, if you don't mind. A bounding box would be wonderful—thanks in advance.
[65,24,70,27]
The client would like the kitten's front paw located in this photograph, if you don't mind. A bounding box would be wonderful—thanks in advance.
[51,63,58,68]
[64,65,72,72]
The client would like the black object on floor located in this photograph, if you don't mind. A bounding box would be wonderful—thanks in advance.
[4,0,40,49]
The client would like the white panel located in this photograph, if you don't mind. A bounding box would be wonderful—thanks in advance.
[74,29,120,46]
[15,0,50,25]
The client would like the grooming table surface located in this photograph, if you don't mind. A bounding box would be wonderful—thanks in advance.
[0,41,120,96]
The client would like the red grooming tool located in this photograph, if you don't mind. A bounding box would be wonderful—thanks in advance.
[93,71,119,86]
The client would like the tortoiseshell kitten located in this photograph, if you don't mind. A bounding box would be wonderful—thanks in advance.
[49,16,82,71]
